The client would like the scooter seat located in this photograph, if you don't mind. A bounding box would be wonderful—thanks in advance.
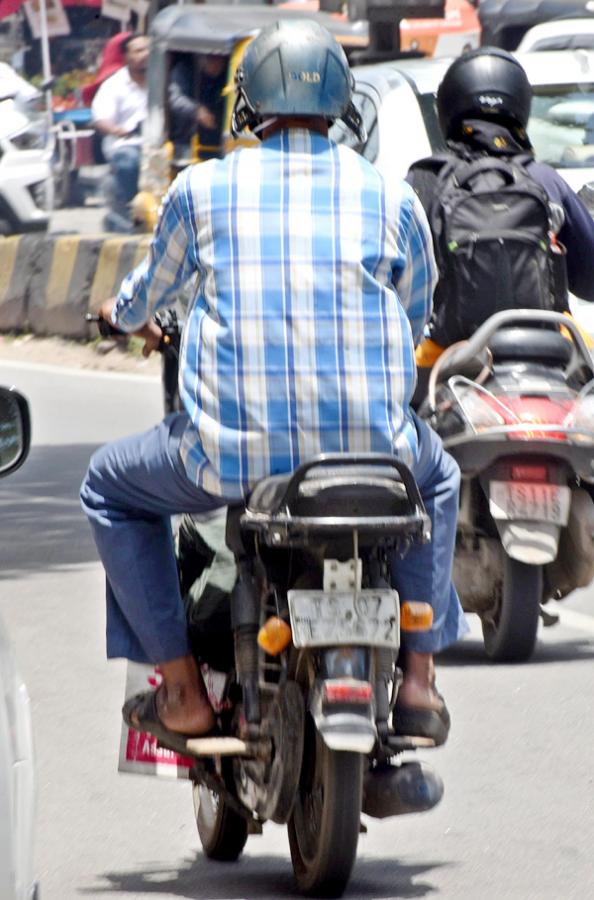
[489,327,573,367]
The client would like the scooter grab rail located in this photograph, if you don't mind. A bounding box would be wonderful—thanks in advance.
[438,309,593,375]
[428,309,594,411]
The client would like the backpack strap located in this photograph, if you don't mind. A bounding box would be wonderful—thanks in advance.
[408,153,454,212]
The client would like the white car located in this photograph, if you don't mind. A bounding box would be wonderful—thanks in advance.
[330,50,594,331]
[332,49,594,193]
[0,387,36,900]
[517,18,594,53]
[0,67,53,235]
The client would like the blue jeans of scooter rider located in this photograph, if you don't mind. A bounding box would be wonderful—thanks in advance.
[80,411,468,665]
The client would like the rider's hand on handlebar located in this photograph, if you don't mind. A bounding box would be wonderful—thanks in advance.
[98,297,163,358]
[135,319,163,358]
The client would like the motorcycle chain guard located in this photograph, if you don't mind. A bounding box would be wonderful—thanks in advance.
[233,681,304,824]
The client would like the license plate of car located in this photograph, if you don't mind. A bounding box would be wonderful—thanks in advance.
[287,589,400,649]
[489,481,571,525]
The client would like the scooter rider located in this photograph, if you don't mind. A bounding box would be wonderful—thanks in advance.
[80,19,467,750]
[410,47,594,377]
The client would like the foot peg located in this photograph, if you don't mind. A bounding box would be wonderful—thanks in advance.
[186,736,250,757]
[362,761,444,819]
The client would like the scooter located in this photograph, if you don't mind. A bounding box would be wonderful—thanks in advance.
[86,312,445,897]
[419,309,594,662]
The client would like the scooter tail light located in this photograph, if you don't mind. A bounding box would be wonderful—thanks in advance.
[500,396,571,442]
[323,680,373,704]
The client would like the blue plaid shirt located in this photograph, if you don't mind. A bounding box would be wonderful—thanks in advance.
[114,129,437,499]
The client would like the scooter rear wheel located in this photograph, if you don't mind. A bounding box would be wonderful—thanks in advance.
[482,556,542,662]
[288,714,363,898]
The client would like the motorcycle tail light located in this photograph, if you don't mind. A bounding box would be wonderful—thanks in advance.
[323,680,373,704]
[511,464,548,482]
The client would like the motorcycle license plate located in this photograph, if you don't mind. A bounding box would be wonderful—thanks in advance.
[288,589,400,649]
[489,481,571,525]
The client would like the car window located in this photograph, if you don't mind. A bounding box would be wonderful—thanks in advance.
[529,35,594,52]
[329,88,379,162]
[529,83,594,169]
[417,91,446,154]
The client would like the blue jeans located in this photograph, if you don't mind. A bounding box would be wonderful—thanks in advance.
[103,145,140,233]
[80,412,467,664]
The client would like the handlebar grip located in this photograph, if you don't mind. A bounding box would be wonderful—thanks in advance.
[84,313,124,339]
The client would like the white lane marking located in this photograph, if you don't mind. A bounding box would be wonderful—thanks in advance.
[0,358,160,383]
[555,607,594,636]
[463,608,594,640]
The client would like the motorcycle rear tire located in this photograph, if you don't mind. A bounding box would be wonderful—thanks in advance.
[288,717,362,898]
[193,782,248,862]
[482,556,542,663]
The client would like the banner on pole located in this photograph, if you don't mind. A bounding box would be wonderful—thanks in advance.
[100,0,130,23]
[24,0,70,37]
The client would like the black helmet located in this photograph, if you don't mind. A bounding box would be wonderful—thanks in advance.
[437,47,532,140]
[231,18,365,142]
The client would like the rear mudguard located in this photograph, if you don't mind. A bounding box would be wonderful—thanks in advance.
[494,519,561,565]
[311,648,376,754]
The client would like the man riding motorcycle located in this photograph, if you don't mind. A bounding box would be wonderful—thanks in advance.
[409,47,594,387]
[80,19,467,752]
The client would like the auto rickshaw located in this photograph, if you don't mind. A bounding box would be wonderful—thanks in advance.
[132,4,369,231]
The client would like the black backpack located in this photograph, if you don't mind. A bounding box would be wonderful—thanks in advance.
[412,153,567,346]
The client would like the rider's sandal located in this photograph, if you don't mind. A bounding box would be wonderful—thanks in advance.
[392,695,451,747]
[122,689,217,756]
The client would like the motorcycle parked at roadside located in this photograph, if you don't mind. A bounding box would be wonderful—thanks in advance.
[86,312,444,898]
[419,309,594,662]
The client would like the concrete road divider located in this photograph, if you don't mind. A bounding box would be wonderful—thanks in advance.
[28,235,104,339]
[0,232,152,341]
[0,235,43,331]
[89,235,151,313]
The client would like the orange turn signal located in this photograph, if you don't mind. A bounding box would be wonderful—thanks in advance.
[401,601,433,632]
[257,616,292,656]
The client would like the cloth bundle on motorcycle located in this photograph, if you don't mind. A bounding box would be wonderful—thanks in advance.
[177,511,236,671]
[412,152,568,346]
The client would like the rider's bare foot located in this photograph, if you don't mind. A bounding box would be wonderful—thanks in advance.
[398,650,444,712]
[131,655,215,735]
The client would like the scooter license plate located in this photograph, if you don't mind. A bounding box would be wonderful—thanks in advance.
[489,481,571,525]
[288,589,400,649]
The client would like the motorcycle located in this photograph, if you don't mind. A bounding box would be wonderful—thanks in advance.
[419,308,594,662]
[86,312,445,898]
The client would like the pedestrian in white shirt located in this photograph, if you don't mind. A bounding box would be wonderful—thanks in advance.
[92,34,149,231]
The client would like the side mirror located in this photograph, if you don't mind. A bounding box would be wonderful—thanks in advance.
[0,387,31,479]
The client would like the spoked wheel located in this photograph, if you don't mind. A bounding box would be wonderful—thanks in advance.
[193,777,248,862]
[482,556,542,662]
[288,713,363,898]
